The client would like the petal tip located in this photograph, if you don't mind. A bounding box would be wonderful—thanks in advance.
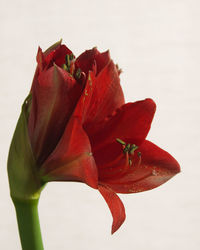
[170,159,181,175]
[111,213,126,234]
[145,98,156,111]
[99,186,126,235]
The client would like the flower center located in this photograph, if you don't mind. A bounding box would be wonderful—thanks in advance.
[62,54,83,80]
[116,138,141,166]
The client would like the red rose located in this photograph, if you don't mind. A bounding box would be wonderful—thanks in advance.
[8,41,180,234]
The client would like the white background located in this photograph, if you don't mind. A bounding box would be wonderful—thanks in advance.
[1,0,200,249]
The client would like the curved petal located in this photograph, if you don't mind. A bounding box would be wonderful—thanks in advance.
[98,185,126,234]
[73,51,124,127]
[36,47,45,73]
[90,98,156,149]
[31,42,73,99]
[41,117,98,189]
[99,140,180,193]
[95,50,111,74]
[45,44,72,68]
[83,60,125,129]
[36,41,72,73]
[75,47,110,76]
[43,40,62,56]
[72,71,95,122]
[28,65,82,164]
[35,42,71,73]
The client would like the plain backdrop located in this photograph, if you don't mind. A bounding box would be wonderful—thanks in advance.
[1,0,200,249]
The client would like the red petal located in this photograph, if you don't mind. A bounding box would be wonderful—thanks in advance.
[35,41,71,72]
[99,140,180,193]
[73,60,124,127]
[95,50,110,74]
[43,40,62,56]
[83,60,125,128]
[36,47,45,72]
[28,65,82,164]
[93,141,130,181]
[75,48,110,75]
[90,98,156,149]
[45,44,73,68]
[74,52,124,127]
[32,42,72,91]
[72,71,95,122]
[41,117,98,189]
[98,185,126,234]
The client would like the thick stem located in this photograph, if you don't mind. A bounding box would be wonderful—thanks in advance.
[13,198,44,250]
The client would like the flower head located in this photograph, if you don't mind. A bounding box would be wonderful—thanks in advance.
[8,40,180,234]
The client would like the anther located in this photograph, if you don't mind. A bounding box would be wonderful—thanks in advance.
[130,144,138,154]
[65,54,71,68]
[116,138,126,145]
[69,53,74,60]
[62,64,68,71]
[123,144,130,153]
[75,68,82,79]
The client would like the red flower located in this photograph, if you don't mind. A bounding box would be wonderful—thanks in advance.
[26,41,180,233]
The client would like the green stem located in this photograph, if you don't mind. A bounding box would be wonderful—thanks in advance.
[13,198,44,250]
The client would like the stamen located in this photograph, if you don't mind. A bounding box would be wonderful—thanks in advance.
[70,62,75,75]
[115,138,141,169]
[124,150,130,171]
[75,68,82,79]
[69,53,74,60]
[137,152,142,167]
[65,54,71,68]
[116,138,126,145]
[62,64,68,71]
[123,144,130,153]
[130,144,138,154]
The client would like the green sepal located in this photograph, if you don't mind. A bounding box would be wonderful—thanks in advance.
[7,95,44,202]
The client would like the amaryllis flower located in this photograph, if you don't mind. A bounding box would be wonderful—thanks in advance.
[8,41,180,234]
